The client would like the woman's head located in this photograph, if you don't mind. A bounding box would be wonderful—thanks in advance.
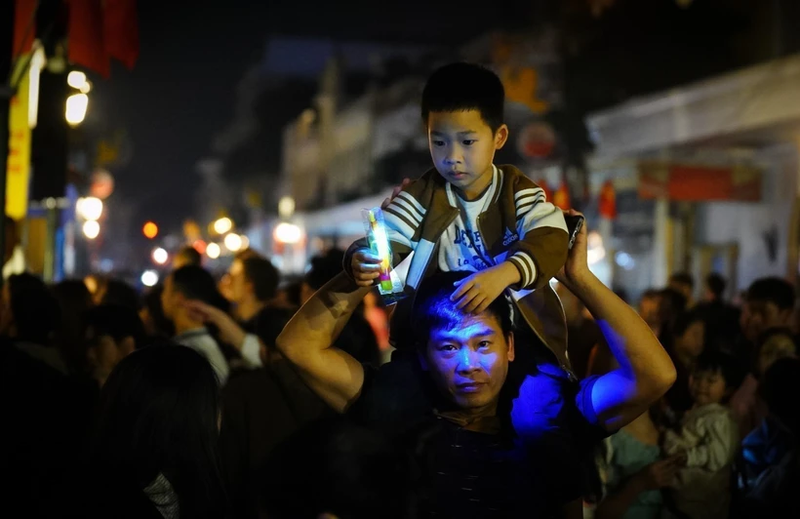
[92,344,225,517]
[671,311,705,361]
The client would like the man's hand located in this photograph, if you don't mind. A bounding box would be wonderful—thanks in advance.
[554,209,592,292]
[450,262,521,314]
[184,300,246,349]
[351,249,382,287]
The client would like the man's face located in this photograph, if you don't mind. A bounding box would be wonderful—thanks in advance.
[741,299,792,342]
[228,259,249,305]
[427,110,508,199]
[423,312,514,414]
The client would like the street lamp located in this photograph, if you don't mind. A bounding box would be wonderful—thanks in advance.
[206,243,221,259]
[152,247,168,265]
[223,233,243,252]
[76,197,103,221]
[273,222,302,244]
[65,93,88,126]
[213,217,233,235]
[141,270,159,287]
[82,220,100,239]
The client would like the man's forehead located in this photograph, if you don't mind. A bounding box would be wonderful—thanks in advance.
[430,315,501,340]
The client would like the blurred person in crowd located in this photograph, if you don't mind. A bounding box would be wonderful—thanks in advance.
[738,277,795,365]
[85,304,148,387]
[303,248,380,367]
[595,407,680,519]
[668,272,695,309]
[140,284,174,339]
[273,277,303,309]
[52,279,95,376]
[228,255,279,323]
[172,244,202,270]
[2,215,26,279]
[161,266,230,385]
[662,312,706,422]
[657,288,688,345]
[99,278,140,311]
[695,272,741,352]
[276,213,676,516]
[1,273,64,372]
[187,305,333,519]
[219,248,262,302]
[363,289,392,363]
[558,281,606,379]
[638,289,663,334]
[260,417,419,519]
[1,275,94,516]
[735,357,800,518]
[730,327,797,438]
[663,351,745,519]
[60,345,227,519]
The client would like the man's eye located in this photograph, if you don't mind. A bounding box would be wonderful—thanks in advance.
[440,344,458,352]
[478,341,490,349]
[432,140,445,147]
[462,140,477,146]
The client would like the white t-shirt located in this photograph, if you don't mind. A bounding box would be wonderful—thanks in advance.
[438,166,498,273]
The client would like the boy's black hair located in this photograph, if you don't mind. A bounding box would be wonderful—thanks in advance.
[410,271,513,350]
[705,273,726,299]
[241,256,280,302]
[746,277,795,310]
[421,62,505,133]
[694,350,746,393]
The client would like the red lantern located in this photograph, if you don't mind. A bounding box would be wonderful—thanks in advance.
[598,180,617,219]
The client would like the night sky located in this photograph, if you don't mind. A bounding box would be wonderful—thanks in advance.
[92,0,513,250]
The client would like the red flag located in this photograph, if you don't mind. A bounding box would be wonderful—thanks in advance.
[553,179,571,210]
[598,180,617,219]
[67,0,109,77]
[12,0,37,59]
[104,0,139,70]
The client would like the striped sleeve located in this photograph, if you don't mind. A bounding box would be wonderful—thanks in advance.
[383,190,426,249]
[509,183,568,290]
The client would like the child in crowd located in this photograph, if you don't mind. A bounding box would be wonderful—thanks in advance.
[347,62,571,370]
[663,351,745,519]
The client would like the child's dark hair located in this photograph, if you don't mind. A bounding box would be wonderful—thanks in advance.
[746,277,795,310]
[421,62,505,133]
[410,270,513,349]
[694,350,746,393]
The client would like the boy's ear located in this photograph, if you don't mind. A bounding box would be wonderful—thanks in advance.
[494,124,509,150]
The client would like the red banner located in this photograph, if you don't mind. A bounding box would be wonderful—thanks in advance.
[638,162,761,202]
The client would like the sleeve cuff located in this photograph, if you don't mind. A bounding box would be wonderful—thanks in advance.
[240,334,263,369]
[507,251,538,289]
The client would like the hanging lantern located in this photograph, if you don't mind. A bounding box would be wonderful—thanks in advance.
[598,180,618,219]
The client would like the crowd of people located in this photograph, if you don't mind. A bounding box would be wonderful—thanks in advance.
[2,61,798,519]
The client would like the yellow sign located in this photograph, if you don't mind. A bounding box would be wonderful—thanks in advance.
[7,57,31,219]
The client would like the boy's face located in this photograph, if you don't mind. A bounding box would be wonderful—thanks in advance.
[427,110,508,199]
[689,368,729,406]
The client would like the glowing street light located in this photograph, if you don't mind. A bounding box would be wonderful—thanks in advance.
[273,222,302,244]
[82,220,100,239]
[143,221,159,239]
[76,197,103,221]
[206,242,221,259]
[141,270,159,287]
[223,233,243,252]
[152,247,168,265]
[65,93,88,126]
[67,71,87,89]
[213,217,232,235]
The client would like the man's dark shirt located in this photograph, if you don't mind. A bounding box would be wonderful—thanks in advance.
[347,350,609,518]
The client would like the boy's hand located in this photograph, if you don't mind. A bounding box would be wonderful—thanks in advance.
[352,249,382,287]
[450,262,520,314]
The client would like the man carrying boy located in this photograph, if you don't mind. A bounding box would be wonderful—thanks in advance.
[347,62,571,371]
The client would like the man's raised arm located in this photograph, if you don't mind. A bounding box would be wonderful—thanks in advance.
[276,272,372,412]
[557,211,676,432]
